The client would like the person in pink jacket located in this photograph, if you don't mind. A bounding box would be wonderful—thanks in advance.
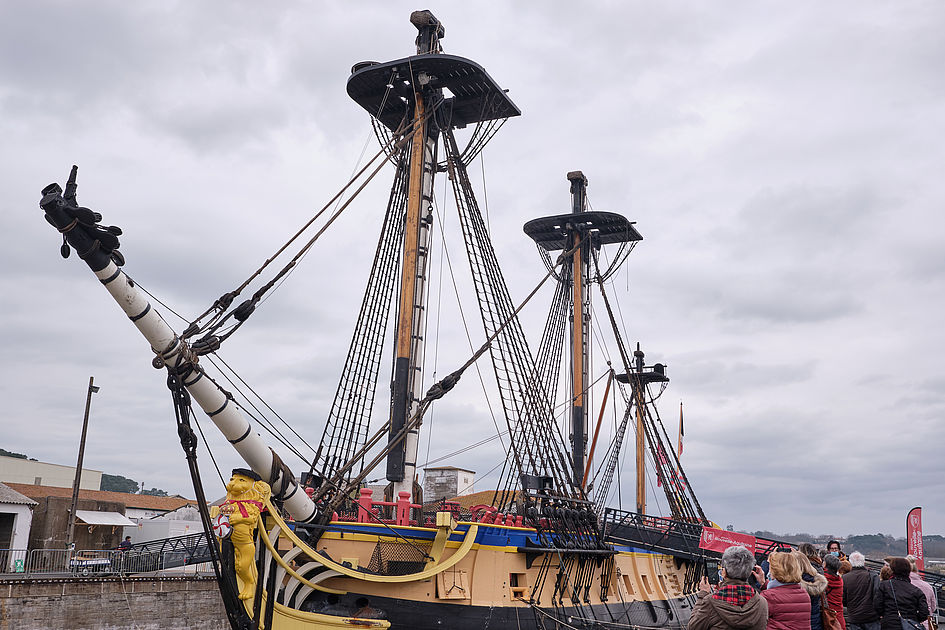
[755,551,813,630]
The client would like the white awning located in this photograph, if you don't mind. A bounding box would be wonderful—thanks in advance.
[75,510,135,527]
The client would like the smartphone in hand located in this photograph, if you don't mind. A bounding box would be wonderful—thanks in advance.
[705,560,720,585]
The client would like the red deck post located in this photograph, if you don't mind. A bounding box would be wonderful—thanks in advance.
[396,491,411,526]
[358,488,374,523]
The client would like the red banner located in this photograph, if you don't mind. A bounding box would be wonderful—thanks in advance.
[907,506,924,572]
[699,527,757,554]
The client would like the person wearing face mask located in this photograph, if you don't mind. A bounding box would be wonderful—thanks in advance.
[827,540,848,562]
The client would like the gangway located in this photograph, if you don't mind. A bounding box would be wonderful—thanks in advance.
[603,509,944,610]
[602,507,790,562]
[118,532,213,573]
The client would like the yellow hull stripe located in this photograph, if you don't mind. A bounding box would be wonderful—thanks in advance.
[264,498,479,583]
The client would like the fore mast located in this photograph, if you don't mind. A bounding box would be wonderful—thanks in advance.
[386,12,442,499]
[346,10,520,501]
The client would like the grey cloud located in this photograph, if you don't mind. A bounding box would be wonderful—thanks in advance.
[3,2,945,538]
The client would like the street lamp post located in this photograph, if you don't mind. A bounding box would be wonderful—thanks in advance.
[66,376,100,550]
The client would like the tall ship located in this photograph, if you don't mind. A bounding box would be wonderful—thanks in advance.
[38,10,714,630]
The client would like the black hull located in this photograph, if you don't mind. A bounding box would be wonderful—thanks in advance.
[301,590,698,630]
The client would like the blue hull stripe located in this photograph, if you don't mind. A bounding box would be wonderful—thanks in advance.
[323,521,659,554]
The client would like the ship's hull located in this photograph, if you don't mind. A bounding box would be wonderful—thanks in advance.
[249,511,696,630]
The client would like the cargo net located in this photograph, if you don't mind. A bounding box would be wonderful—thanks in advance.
[365,540,432,576]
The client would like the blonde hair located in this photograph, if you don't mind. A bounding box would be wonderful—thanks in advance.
[793,550,819,577]
[769,551,802,583]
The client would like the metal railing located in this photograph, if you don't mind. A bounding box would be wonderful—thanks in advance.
[0,546,214,579]
[0,548,29,573]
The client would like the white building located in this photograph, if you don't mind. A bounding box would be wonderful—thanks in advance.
[0,482,37,569]
[422,466,476,502]
[0,455,102,491]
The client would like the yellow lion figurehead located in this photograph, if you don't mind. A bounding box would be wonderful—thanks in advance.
[220,468,271,519]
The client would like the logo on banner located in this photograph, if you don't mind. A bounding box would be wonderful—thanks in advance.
[699,527,756,553]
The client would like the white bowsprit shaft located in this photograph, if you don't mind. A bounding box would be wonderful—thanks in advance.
[39,174,319,523]
[97,262,319,523]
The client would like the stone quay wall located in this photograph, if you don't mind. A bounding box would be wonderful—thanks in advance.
[0,576,229,629]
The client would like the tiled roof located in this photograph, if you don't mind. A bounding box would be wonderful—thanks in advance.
[0,482,38,506]
[4,483,196,511]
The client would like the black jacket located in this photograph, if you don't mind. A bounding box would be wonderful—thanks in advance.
[843,566,879,623]
[874,577,928,630]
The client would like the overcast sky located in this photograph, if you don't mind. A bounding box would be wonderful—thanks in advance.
[2,1,943,539]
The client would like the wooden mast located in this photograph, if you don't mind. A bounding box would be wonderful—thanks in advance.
[524,172,642,496]
[567,171,590,486]
[634,344,646,515]
[386,12,443,500]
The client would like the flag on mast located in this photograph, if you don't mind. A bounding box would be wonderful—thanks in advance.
[677,401,684,457]
[656,442,668,487]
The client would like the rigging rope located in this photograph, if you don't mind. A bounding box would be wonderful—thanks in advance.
[590,248,707,523]
[180,115,427,353]
[316,229,582,515]
[444,128,579,503]
[311,150,410,485]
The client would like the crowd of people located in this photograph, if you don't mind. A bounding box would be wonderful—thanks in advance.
[689,541,938,630]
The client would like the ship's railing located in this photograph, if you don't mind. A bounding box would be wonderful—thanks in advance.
[333,489,427,526]
[127,532,212,564]
[0,547,214,578]
[602,508,807,561]
[332,489,529,529]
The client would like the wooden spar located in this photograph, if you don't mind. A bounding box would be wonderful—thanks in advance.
[634,346,646,515]
[568,171,589,486]
[582,370,613,489]
[387,98,428,491]
[386,30,440,499]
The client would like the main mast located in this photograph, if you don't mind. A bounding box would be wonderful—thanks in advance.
[524,172,642,487]
[568,172,591,483]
